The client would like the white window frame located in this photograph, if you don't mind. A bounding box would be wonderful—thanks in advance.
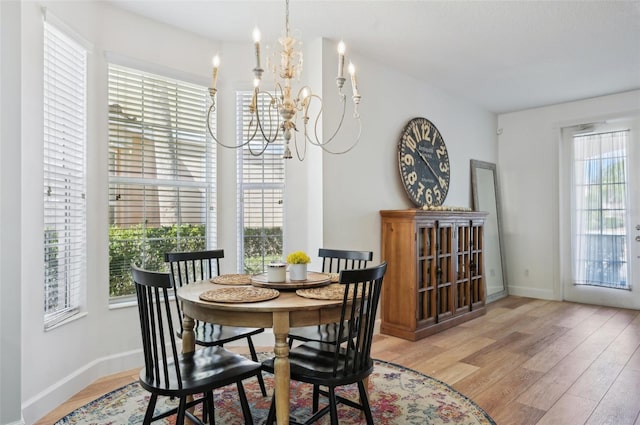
[107,63,215,301]
[43,20,88,329]
[236,91,285,274]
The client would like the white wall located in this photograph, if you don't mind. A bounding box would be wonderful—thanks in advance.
[320,39,498,259]
[13,1,498,423]
[1,1,23,424]
[497,90,640,300]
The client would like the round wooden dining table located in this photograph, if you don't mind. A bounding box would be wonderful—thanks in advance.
[177,277,344,425]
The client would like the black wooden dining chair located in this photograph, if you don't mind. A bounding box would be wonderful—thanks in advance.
[262,262,387,425]
[131,264,261,425]
[164,249,267,396]
[288,248,373,346]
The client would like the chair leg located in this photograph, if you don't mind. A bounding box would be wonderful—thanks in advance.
[360,376,370,418]
[143,393,158,425]
[328,388,339,425]
[176,397,187,425]
[205,391,216,425]
[247,336,268,397]
[265,392,277,425]
[237,381,254,425]
[357,380,374,425]
[312,384,320,413]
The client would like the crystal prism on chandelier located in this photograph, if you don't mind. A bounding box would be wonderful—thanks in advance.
[206,0,362,160]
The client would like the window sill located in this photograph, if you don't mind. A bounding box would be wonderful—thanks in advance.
[45,311,88,331]
[109,298,138,310]
[109,295,174,310]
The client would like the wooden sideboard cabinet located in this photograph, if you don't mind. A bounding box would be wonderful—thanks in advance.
[380,209,488,341]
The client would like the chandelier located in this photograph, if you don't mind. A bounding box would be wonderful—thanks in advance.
[206,0,362,160]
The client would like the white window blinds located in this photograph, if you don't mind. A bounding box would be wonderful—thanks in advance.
[236,91,285,274]
[43,22,87,328]
[572,130,630,289]
[108,64,215,298]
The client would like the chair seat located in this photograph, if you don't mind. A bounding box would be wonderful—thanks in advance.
[179,323,264,346]
[262,341,373,385]
[139,345,262,397]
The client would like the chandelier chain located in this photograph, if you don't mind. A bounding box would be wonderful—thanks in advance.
[285,0,290,37]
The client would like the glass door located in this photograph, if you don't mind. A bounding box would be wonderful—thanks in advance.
[562,117,640,309]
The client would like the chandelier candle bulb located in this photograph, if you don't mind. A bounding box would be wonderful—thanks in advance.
[211,55,220,89]
[337,40,345,78]
[252,27,261,69]
[348,62,359,96]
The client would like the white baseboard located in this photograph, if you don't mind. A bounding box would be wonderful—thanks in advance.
[507,285,557,300]
[21,349,144,425]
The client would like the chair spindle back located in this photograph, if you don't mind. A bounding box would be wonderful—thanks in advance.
[132,264,182,390]
[332,262,387,378]
[319,248,373,274]
[164,250,224,334]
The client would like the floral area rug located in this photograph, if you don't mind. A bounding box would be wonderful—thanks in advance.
[55,359,495,425]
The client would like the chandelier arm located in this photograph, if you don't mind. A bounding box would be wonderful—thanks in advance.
[244,115,274,157]
[293,125,307,161]
[316,93,347,146]
[296,85,312,112]
[207,101,252,149]
[247,137,272,156]
[245,116,260,143]
[316,115,363,155]
[302,93,347,148]
[254,90,282,143]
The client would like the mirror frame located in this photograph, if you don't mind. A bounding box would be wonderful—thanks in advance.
[470,159,508,302]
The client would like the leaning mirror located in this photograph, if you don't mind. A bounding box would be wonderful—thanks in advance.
[470,160,508,302]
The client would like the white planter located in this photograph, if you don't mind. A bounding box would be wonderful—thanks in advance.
[289,264,308,281]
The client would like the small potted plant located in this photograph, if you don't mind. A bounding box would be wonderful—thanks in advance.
[286,250,311,281]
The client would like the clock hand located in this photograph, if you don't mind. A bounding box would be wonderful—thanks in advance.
[415,148,439,179]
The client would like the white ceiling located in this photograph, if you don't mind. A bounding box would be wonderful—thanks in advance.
[106,0,640,114]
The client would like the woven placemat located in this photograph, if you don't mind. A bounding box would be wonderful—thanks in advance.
[296,284,366,301]
[328,273,340,283]
[210,274,251,285]
[199,287,280,303]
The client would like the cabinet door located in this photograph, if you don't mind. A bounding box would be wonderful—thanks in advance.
[470,218,485,309]
[455,220,472,314]
[436,220,455,321]
[416,221,437,327]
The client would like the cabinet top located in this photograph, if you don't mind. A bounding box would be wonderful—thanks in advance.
[380,209,488,219]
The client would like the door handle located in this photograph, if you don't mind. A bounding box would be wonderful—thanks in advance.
[637,236,640,242]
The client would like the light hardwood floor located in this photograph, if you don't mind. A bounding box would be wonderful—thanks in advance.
[35,296,640,425]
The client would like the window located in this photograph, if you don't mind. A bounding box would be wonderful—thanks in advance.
[236,91,285,273]
[108,64,214,299]
[572,130,630,289]
[43,22,87,328]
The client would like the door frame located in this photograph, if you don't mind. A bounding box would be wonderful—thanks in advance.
[559,113,640,309]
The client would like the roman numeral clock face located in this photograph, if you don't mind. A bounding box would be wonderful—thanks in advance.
[398,117,450,207]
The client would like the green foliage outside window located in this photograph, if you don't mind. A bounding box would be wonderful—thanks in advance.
[109,224,283,297]
[243,227,283,275]
[109,224,206,298]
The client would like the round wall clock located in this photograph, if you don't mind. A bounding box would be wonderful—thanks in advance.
[397,117,450,207]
